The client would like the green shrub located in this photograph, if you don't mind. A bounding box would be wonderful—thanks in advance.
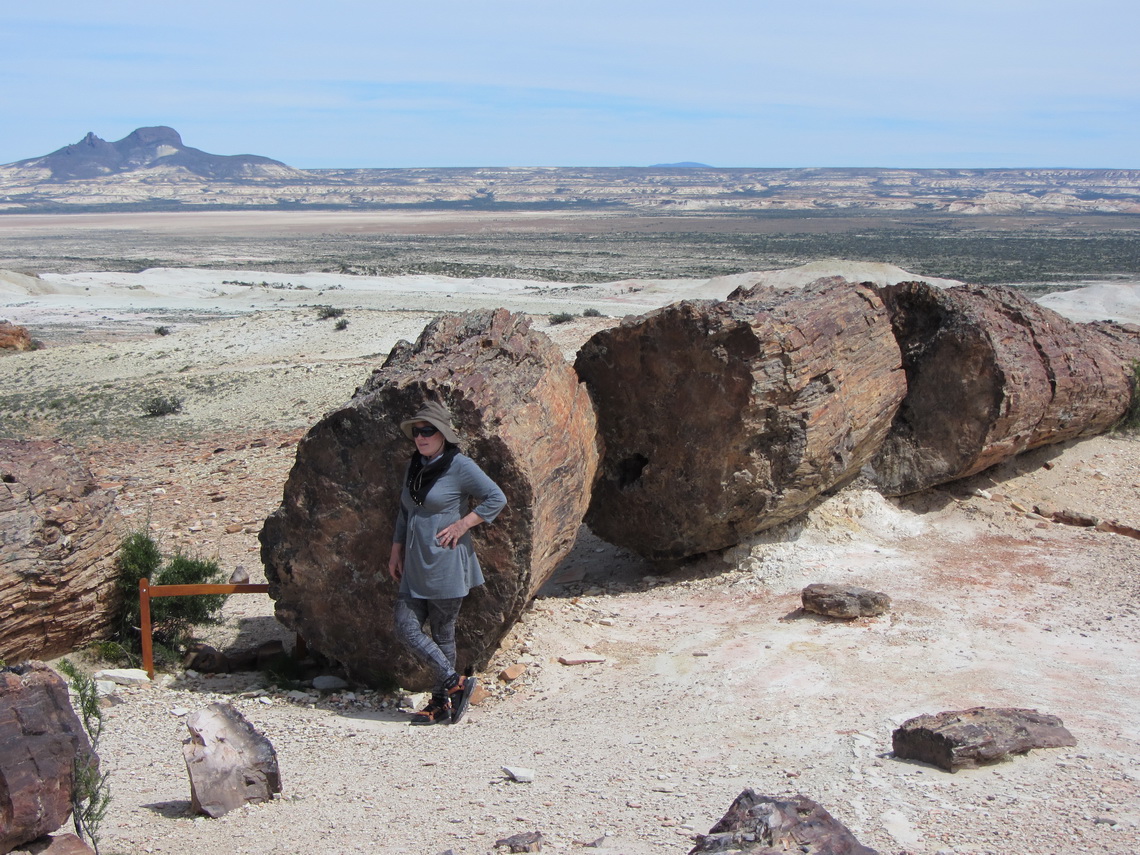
[316,305,345,319]
[549,312,576,325]
[154,325,172,336]
[113,529,228,654]
[57,659,111,855]
[141,394,182,417]
[334,318,349,331]
[582,307,604,317]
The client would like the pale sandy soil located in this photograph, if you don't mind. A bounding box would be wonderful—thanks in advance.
[4,263,1140,855]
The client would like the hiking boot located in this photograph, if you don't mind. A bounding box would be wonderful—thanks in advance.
[410,692,450,726]
[448,675,477,724]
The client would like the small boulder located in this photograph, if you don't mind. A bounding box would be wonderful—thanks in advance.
[892,706,1076,772]
[0,321,34,352]
[0,662,95,854]
[183,702,281,817]
[13,833,96,854]
[801,583,891,619]
[689,789,877,854]
[495,831,544,852]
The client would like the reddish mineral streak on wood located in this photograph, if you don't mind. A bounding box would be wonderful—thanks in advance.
[260,309,599,690]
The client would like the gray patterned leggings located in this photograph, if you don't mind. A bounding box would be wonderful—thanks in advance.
[393,595,463,691]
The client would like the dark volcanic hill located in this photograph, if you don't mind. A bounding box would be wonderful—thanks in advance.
[8,126,302,182]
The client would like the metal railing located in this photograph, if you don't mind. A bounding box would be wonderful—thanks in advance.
[138,578,305,678]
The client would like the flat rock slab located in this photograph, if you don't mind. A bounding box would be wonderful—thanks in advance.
[183,702,281,817]
[892,706,1076,772]
[689,789,878,854]
[801,583,891,619]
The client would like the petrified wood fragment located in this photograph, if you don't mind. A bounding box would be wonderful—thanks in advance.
[261,309,599,690]
[183,702,281,818]
[871,282,1134,496]
[892,707,1076,772]
[0,662,95,854]
[801,583,891,618]
[689,789,878,854]
[0,440,124,662]
[574,278,905,559]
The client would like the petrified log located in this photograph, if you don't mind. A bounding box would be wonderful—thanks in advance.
[871,282,1134,496]
[0,322,35,352]
[0,440,124,662]
[690,789,878,854]
[801,583,891,618]
[261,309,599,689]
[183,702,281,818]
[892,706,1076,772]
[574,277,905,559]
[0,662,95,854]
[14,833,96,854]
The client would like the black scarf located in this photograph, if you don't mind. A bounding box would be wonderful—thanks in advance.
[406,446,458,505]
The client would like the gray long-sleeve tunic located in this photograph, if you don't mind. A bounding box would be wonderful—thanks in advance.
[393,453,507,600]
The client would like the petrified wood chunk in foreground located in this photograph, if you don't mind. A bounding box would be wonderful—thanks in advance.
[183,702,281,818]
[260,309,599,690]
[870,282,1133,496]
[689,789,878,854]
[801,583,891,618]
[0,662,95,853]
[892,707,1077,772]
[574,278,905,559]
[0,439,124,662]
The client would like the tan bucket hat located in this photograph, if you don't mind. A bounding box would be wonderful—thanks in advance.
[399,399,460,444]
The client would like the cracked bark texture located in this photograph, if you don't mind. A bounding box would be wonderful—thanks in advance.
[0,440,124,662]
[574,278,905,559]
[870,282,1134,496]
[260,309,599,690]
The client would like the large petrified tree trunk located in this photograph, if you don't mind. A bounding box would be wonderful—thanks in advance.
[573,277,905,559]
[1,662,95,854]
[0,440,123,662]
[260,309,599,690]
[870,282,1134,496]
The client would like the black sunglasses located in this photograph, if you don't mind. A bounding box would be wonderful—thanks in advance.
[411,425,439,438]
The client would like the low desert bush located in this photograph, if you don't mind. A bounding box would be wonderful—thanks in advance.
[316,305,345,319]
[335,318,349,331]
[154,325,172,336]
[57,659,111,855]
[549,312,576,325]
[582,307,604,317]
[141,394,183,417]
[113,529,228,657]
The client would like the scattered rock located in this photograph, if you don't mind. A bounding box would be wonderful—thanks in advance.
[1052,508,1099,527]
[498,663,526,682]
[12,832,96,854]
[892,706,1077,772]
[312,675,349,691]
[689,789,878,854]
[501,766,535,783]
[801,583,891,619]
[183,702,282,817]
[557,656,606,666]
[0,662,96,854]
[495,831,544,852]
[0,321,34,352]
[92,668,150,686]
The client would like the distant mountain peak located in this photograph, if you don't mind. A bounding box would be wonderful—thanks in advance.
[9,126,300,181]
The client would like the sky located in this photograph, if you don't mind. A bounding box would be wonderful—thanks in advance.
[3,1,1138,169]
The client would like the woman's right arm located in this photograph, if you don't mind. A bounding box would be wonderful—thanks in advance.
[389,498,408,580]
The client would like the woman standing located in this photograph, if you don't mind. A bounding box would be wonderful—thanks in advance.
[388,399,507,725]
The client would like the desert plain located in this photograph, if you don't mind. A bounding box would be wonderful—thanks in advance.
[2,209,1140,855]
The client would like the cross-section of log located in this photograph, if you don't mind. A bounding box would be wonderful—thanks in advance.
[260,309,599,690]
[870,282,1134,496]
[573,278,905,559]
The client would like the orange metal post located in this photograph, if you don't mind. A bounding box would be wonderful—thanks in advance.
[139,578,154,679]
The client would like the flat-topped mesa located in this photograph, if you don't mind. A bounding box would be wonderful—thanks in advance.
[869,281,1134,496]
[260,309,599,690]
[573,277,905,560]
